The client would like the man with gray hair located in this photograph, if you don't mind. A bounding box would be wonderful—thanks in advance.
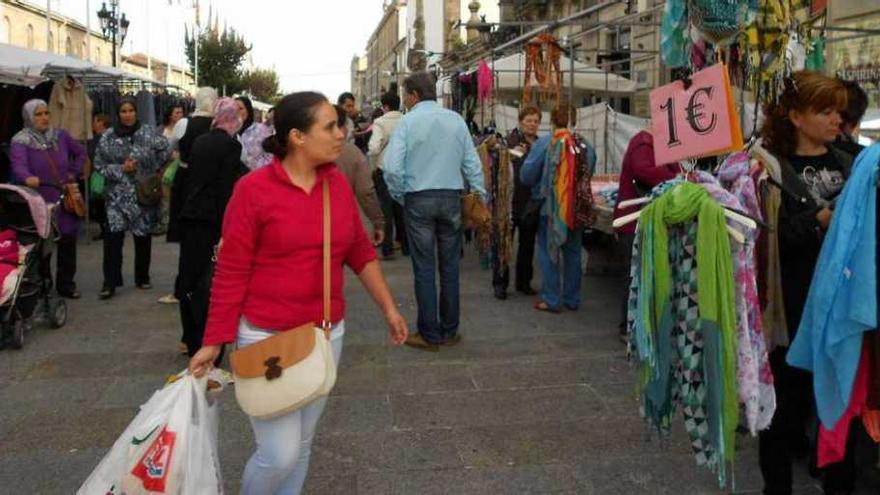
[383,71,486,351]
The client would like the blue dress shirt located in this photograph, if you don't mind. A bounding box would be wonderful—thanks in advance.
[382,100,486,203]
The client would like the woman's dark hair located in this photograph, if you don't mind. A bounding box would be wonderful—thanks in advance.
[761,71,847,157]
[334,104,347,128]
[839,79,868,129]
[371,107,385,121]
[337,92,355,105]
[235,96,255,134]
[550,104,575,129]
[262,91,328,159]
[163,105,183,126]
[380,91,401,111]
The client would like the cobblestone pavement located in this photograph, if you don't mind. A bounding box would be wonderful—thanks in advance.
[0,235,875,494]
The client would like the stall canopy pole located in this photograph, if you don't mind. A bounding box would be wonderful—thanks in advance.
[46,0,52,52]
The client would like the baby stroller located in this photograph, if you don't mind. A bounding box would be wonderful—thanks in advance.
[0,184,67,349]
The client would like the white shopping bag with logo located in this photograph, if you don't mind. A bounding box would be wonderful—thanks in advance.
[77,370,227,495]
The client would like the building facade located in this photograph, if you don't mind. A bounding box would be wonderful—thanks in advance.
[2,0,194,91]
[362,1,408,105]
[2,0,114,65]
[826,0,880,113]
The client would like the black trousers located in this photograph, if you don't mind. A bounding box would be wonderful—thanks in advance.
[177,220,220,358]
[759,348,857,494]
[55,235,77,293]
[102,231,152,288]
[618,232,635,331]
[493,201,540,292]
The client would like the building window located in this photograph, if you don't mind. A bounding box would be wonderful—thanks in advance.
[2,17,10,44]
[26,24,34,49]
[65,36,73,56]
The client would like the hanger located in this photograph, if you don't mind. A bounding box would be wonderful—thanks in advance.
[611,181,752,244]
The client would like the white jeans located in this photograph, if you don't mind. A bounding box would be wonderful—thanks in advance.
[238,318,344,495]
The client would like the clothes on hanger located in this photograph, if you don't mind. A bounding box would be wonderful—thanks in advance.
[48,77,93,140]
[629,180,740,488]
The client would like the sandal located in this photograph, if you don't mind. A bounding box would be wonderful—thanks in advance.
[99,287,115,300]
[533,301,561,314]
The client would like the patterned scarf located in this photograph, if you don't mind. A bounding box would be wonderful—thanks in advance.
[540,129,577,259]
[638,182,738,485]
[11,99,59,150]
[211,97,243,137]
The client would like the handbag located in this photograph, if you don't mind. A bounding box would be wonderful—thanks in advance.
[89,171,105,198]
[137,174,163,207]
[229,180,337,420]
[44,151,86,218]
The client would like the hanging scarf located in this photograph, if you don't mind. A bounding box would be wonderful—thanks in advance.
[212,97,243,137]
[477,60,493,103]
[540,129,577,259]
[11,99,59,150]
[638,182,738,486]
[113,96,142,138]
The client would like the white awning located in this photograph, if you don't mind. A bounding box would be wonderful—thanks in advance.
[0,43,163,87]
[486,52,637,94]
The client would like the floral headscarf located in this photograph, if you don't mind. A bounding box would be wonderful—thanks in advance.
[11,99,59,150]
[211,97,243,137]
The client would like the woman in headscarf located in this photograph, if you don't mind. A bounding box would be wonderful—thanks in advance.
[168,86,218,244]
[178,98,246,360]
[236,95,274,170]
[9,99,86,299]
[94,96,170,299]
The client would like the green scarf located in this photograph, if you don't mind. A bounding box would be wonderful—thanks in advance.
[639,182,738,474]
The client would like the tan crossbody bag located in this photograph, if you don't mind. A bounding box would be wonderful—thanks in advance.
[229,180,337,420]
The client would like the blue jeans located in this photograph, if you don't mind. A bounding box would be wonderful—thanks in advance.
[536,216,583,309]
[239,320,345,495]
[404,190,462,344]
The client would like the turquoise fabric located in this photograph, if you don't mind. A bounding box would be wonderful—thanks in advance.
[787,144,880,429]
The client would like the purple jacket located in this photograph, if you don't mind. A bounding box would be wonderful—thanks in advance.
[9,129,86,236]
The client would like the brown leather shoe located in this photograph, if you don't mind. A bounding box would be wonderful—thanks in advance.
[441,333,462,346]
[404,333,440,352]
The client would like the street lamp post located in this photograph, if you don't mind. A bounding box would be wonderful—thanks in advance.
[97,0,130,67]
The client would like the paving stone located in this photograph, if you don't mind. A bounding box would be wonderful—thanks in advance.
[390,385,604,430]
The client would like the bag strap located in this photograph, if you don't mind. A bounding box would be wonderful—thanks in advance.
[42,151,66,190]
[322,179,331,339]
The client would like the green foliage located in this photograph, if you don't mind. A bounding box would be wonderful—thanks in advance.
[241,67,281,102]
[185,26,251,94]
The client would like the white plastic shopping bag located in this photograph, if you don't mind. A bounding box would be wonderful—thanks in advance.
[77,370,227,495]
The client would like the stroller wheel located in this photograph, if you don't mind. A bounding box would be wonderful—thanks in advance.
[48,299,67,329]
[9,320,24,350]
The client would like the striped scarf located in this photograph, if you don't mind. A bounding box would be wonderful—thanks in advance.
[540,129,577,258]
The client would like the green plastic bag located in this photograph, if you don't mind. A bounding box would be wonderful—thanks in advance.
[89,171,105,198]
[163,158,180,186]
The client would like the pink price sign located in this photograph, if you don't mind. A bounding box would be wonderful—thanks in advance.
[649,63,743,165]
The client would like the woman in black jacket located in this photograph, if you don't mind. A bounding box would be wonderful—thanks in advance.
[178,97,245,359]
[760,71,854,495]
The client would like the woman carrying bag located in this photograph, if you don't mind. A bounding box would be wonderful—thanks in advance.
[10,99,86,299]
[189,92,408,495]
[94,96,170,299]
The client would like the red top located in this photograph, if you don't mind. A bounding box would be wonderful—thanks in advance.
[202,158,377,345]
[613,131,681,235]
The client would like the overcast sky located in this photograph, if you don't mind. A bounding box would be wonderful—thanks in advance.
[43,0,498,99]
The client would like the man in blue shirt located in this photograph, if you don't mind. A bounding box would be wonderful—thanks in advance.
[383,72,486,351]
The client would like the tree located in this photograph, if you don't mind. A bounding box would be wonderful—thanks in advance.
[185,24,251,95]
[241,67,281,102]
